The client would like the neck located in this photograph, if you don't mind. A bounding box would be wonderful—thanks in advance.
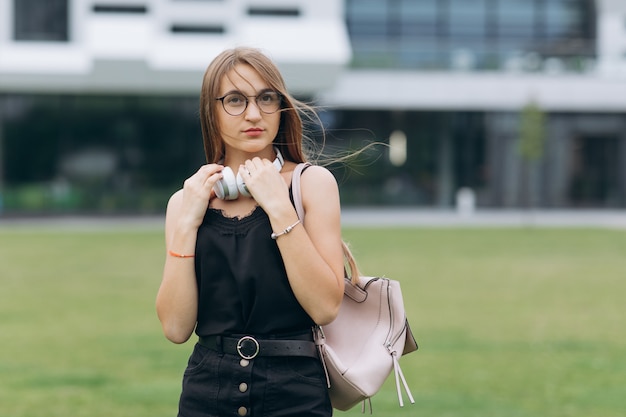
[223,146,281,167]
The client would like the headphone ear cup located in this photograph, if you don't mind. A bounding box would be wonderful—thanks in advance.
[236,172,251,197]
[214,167,239,200]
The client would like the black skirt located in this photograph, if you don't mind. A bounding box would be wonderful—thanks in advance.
[177,343,333,417]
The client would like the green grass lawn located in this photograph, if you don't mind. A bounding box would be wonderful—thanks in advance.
[1,225,625,417]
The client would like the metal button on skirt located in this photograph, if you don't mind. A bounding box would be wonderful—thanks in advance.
[177,342,332,417]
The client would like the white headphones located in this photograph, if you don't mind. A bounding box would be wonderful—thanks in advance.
[213,147,285,200]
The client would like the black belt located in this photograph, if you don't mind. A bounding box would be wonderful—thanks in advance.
[198,333,318,360]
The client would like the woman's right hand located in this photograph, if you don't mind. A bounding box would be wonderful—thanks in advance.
[178,163,224,229]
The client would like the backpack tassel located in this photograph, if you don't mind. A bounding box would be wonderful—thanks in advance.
[360,398,372,414]
[392,352,415,407]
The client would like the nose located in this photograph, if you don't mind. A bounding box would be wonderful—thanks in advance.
[244,99,262,121]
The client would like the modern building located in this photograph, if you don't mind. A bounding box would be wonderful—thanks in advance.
[324,0,626,209]
[0,0,625,212]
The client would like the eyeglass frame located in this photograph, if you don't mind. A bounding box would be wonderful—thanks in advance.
[215,90,283,116]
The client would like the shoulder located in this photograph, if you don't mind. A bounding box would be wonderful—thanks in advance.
[300,164,338,191]
[166,189,184,214]
[299,165,340,213]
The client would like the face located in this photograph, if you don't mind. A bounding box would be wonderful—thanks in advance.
[216,64,281,156]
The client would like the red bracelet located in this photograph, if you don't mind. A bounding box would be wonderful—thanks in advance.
[168,250,195,258]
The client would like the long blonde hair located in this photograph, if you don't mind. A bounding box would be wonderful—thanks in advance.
[342,242,361,285]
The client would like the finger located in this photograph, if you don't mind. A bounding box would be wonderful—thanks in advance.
[203,171,224,188]
[197,164,223,183]
[243,159,259,177]
[183,165,222,192]
[262,158,274,168]
[238,164,251,179]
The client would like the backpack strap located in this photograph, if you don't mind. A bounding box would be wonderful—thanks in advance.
[293,162,332,389]
[292,162,311,223]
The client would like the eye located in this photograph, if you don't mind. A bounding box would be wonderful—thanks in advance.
[259,91,279,104]
[225,93,245,106]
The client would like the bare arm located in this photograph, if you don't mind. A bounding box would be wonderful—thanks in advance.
[156,164,223,343]
[280,165,345,324]
[242,161,345,325]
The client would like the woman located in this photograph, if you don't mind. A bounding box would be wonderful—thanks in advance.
[156,47,345,416]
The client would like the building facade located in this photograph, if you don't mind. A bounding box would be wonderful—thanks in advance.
[321,0,626,208]
[1,0,625,212]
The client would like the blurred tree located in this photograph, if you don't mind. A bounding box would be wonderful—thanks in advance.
[518,100,546,208]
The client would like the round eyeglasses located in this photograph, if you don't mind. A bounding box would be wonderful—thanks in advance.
[216,90,282,116]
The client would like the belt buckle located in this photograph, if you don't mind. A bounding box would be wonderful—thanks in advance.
[236,336,260,360]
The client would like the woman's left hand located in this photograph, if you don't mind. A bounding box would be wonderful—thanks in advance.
[238,156,290,212]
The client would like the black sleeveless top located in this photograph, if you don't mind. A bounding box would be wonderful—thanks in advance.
[193,202,314,337]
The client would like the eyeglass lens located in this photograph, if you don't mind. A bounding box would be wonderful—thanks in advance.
[221,91,281,116]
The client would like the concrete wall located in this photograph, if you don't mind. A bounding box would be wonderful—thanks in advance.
[0,0,351,95]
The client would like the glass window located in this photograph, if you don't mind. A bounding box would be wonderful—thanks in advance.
[400,39,444,69]
[449,0,487,38]
[346,0,388,39]
[403,0,438,16]
[496,0,535,39]
[347,0,387,19]
[13,0,69,41]
[348,21,388,38]
[400,0,438,37]
[545,0,583,38]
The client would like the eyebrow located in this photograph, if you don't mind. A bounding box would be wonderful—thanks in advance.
[220,88,276,97]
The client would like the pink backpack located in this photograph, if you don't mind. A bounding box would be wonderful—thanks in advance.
[292,163,419,411]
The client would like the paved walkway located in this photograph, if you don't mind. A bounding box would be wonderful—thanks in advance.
[1,209,625,230]
[340,208,626,229]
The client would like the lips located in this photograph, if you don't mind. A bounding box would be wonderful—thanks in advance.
[244,127,264,137]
